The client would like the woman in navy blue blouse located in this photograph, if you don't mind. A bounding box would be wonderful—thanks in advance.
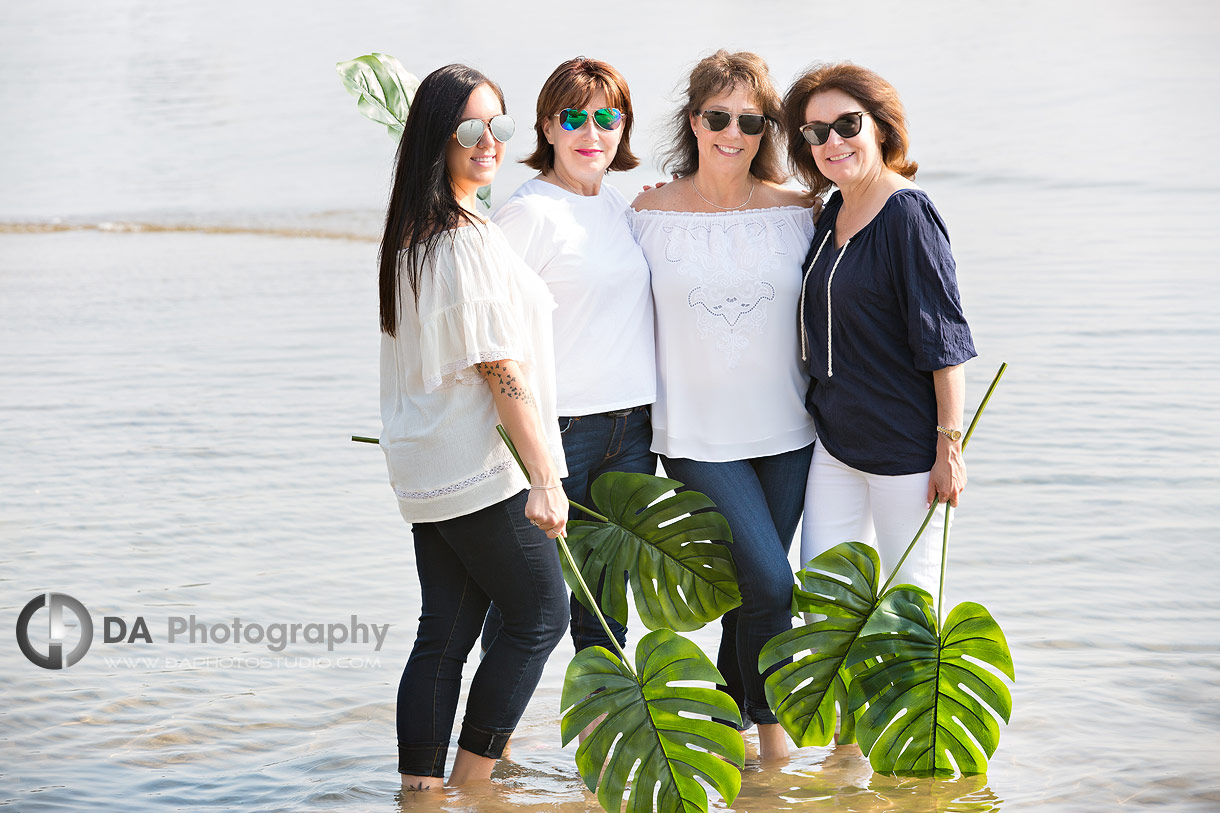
[782,64,976,591]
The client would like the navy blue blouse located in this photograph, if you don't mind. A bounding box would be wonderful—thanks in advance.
[800,189,976,475]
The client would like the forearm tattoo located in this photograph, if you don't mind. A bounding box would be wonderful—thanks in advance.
[474,361,536,407]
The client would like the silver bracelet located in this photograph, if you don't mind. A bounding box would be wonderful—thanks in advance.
[530,484,561,490]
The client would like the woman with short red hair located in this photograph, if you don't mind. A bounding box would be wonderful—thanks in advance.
[484,57,656,656]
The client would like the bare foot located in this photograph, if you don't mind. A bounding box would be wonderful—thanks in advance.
[447,747,495,786]
[756,723,790,765]
[831,741,862,757]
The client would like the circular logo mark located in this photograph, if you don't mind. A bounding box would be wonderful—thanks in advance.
[16,593,93,669]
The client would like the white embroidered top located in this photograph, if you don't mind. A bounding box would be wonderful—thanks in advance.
[380,222,567,523]
[629,205,818,461]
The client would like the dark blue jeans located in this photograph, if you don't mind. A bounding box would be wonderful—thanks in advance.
[660,442,814,727]
[398,489,569,777]
[559,406,656,651]
[482,406,655,653]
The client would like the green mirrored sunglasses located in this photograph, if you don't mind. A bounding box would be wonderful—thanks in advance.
[555,107,624,132]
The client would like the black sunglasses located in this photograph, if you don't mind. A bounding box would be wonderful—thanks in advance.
[698,110,768,136]
[799,111,870,146]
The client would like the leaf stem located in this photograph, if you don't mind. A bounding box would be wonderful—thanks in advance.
[553,533,635,674]
[490,426,610,522]
[877,362,1007,597]
[568,502,610,523]
[495,425,635,675]
[937,503,952,629]
[962,362,1007,452]
[880,504,938,596]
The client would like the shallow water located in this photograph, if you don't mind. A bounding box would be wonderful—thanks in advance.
[3,2,1220,811]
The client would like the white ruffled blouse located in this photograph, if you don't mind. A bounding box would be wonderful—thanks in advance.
[380,222,567,523]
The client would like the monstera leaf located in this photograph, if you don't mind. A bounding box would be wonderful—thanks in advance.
[565,472,740,632]
[561,629,744,813]
[831,667,858,744]
[335,52,418,139]
[759,541,882,746]
[848,588,1014,777]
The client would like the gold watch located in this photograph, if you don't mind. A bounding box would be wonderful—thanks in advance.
[936,425,962,443]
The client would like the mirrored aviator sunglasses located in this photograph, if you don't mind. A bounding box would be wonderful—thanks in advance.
[799,111,868,146]
[556,107,623,132]
[454,114,515,148]
[698,110,768,136]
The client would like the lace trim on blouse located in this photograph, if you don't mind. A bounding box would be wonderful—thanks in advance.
[423,351,527,392]
[394,459,516,501]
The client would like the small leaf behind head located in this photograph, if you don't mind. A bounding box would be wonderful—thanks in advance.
[335,53,418,140]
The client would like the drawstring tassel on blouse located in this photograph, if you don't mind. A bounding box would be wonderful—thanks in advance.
[798,230,852,377]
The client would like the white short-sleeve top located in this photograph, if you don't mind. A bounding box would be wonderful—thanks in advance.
[629,205,818,462]
[492,179,656,415]
[380,222,567,523]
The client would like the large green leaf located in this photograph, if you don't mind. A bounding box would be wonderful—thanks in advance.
[831,665,858,745]
[848,588,1014,777]
[561,629,744,812]
[335,53,417,140]
[565,472,740,632]
[759,541,881,746]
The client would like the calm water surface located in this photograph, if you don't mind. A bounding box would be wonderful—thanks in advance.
[2,2,1219,811]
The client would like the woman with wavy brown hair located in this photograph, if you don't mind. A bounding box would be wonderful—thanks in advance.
[783,63,976,597]
[630,50,818,762]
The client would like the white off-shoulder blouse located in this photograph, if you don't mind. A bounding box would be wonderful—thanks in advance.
[629,205,818,462]
[379,222,567,523]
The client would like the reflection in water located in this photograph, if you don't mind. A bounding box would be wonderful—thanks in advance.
[736,744,1002,813]
[385,742,1003,812]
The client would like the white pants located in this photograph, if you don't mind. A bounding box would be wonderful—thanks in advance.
[800,443,947,595]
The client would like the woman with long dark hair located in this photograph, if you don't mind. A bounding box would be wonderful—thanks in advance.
[378,63,569,790]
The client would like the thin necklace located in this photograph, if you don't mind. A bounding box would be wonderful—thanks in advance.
[691,176,754,210]
[543,170,599,197]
